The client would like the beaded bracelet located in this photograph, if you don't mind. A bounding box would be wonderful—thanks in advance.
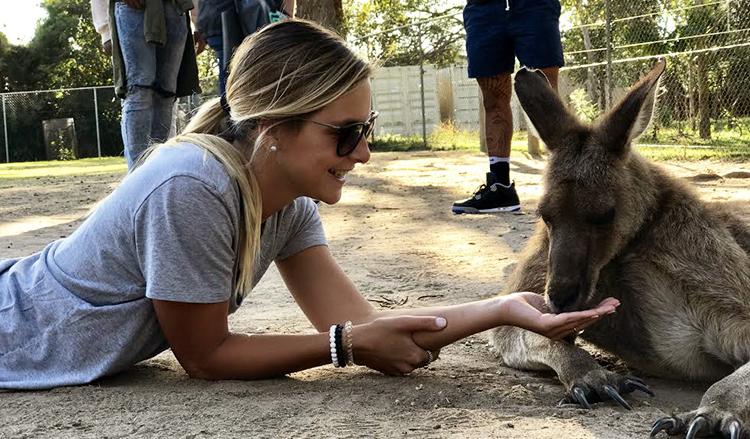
[334,324,346,368]
[329,322,355,368]
[328,324,339,367]
[343,320,354,366]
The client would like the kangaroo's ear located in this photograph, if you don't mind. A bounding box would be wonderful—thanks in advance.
[514,68,579,151]
[596,59,665,156]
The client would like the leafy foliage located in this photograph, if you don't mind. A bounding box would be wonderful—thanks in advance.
[2,0,112,92]
[343,0,464,67]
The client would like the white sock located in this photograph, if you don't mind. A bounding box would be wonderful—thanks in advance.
[489,156,510,165]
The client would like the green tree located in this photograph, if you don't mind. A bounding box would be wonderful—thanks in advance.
[343,0,463,67]
[0,0,119,161]
[30,0,112,89]
[0,32,10,91]
[298,0,345,33]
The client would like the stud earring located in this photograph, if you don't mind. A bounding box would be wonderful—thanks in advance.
[270,145,278,152]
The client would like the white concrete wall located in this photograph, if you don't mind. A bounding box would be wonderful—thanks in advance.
[370,65,441,137]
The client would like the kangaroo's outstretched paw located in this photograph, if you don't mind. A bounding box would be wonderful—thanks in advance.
[558,369,654,410]
[650,410,748,438]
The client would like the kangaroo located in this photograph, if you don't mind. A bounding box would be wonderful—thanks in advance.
[491,60,750,439]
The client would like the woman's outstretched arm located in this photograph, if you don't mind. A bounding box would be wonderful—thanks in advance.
[277,246,618,363]
[154,246,617,380]
[152,298,447,379]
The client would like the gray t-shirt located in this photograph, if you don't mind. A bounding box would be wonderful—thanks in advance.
[0,143,327,389]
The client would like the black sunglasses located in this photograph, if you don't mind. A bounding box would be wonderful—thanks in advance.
[298,111,379,157]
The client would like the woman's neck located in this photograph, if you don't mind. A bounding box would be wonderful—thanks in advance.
[251,160,298,221]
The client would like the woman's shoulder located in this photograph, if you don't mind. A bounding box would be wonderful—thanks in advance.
[285,197,320,216]
[271,197,321,230]
[137,142,237,196]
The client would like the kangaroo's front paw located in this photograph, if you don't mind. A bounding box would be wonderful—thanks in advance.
[650,411,747,439]
[559,368,654,410]
[650,375,750,439]
[650,391,750,439]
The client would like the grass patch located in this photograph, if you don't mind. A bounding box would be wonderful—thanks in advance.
[0,157,126,179]
[371,122,532,154]
[371,121,750,161]
[635,144,750,161]
[1,122,746,180]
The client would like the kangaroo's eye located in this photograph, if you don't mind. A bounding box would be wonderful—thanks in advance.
[590,208,616,225]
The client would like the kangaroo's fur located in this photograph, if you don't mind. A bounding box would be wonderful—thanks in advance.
[491,60,750,437]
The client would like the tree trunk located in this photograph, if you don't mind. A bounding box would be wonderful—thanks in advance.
[576,0,598,104]
[688,61,696,131]
[693,0,711,139]
[296,0,344,33]
[696,53,711,139]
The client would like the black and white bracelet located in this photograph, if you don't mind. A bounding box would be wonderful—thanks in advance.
[329,321,354,367]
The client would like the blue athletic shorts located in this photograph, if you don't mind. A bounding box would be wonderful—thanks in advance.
[464,0,564,78]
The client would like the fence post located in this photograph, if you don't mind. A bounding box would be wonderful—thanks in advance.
[2,94,8,164]
[604,0,613,110]
[726,0,731,31]
[418,24,427,149]
[93,88,102,158]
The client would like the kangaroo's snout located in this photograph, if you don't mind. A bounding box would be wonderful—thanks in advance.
[547,281,583,313]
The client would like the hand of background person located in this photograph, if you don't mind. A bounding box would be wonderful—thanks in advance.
[352,315,446,376]
[193,30,206,55]
[123,0,144,9]
[102,40,112,56]
[498,292,619,340]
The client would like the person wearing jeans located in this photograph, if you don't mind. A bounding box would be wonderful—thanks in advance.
[194,0,296,96]
[111,0,200,169]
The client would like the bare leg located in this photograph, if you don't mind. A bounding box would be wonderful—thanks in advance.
[477,73,513,159]
[451,73,521,213]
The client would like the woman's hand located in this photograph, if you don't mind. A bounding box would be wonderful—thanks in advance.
[498,292,620,340]
[352,316,446,376]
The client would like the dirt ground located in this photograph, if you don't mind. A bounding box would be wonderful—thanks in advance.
[1,150,748,439]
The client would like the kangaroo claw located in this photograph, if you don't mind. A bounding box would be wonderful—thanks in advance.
[685,416,709,439]
[650,417,682,436]
[624,377,655,397]
[572,386,592,409]
[603,384,632,410]
[726,419,741,439]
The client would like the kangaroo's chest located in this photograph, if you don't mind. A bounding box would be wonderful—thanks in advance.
[582,266,738,380]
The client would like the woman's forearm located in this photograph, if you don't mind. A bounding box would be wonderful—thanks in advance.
[373,296,506,351]
[191,332,332,380]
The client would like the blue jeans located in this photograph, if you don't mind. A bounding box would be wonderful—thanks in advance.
[115,2,187,168]
[206,36,227,96]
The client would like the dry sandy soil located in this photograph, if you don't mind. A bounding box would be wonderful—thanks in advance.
[1,150,748,438]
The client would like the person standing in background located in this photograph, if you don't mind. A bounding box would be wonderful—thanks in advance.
[107,0,202,169]
[452,0,564,214]
[193,0,296,96]
[91,0,113,55]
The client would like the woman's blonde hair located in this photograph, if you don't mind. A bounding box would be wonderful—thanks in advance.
[140,19,372,300]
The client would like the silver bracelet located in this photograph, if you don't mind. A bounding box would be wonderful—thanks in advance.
[343,320,354,366]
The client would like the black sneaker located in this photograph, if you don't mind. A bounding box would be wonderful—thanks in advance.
[452,173,521,214]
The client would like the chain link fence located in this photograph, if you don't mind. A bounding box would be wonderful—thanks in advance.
[561,0,750,148]
[352,0,750,151]
[1,0,748,163]
[0,86,122,163]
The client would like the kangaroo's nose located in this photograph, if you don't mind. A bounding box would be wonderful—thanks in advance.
[548,284,580,313]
